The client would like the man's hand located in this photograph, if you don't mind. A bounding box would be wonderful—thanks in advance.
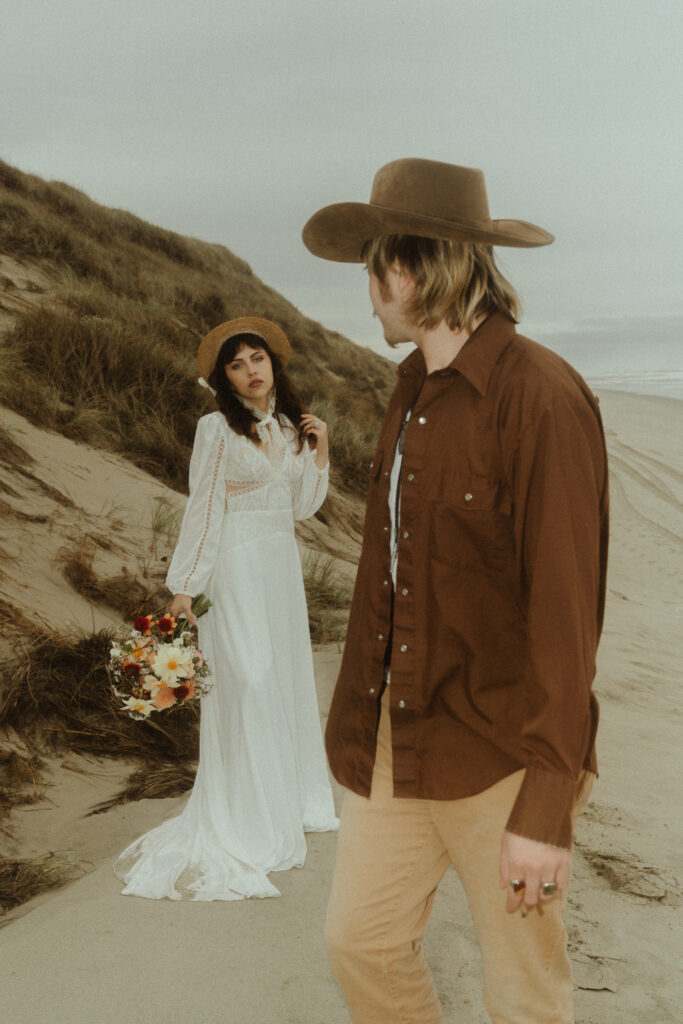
[499,829,571,913]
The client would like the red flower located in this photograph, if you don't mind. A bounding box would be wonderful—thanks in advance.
[174,684,189,701]
[123,661,142,677]
[155,616,175,634]
[133,615,152,634]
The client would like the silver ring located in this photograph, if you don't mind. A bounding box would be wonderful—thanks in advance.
[540,881,557,897]
[314,420,321,428]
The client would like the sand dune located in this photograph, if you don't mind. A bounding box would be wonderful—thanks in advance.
[1,390,682,1023]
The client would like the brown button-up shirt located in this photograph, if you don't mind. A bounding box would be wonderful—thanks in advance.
[325,312,609,848]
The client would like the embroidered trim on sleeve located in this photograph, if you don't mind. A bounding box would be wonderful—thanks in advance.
[182,437,225,592]
[310,468,325,509]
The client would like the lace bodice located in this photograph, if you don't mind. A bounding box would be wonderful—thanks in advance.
[166,411,328,596]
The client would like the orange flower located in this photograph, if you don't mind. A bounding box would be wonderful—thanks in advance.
[155,616,176,635]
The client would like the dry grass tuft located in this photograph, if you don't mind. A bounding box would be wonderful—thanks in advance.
[0,599,42,635]
[0,748,44,790]
[0,748,45,832]
[0,496,50,524]
[59,540,170,619]
[0,423,33,470]
[90,761,195,814]
[0,855,81,914]
[303,552,353,646]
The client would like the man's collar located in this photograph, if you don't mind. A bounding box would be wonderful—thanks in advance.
[397,312,517,396]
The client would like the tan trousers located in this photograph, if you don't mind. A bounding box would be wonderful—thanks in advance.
[326,691,593,1024]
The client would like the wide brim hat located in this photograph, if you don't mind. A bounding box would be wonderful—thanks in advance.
[302,158,554,262]
[197,316,291,382]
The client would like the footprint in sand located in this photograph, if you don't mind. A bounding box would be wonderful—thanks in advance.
[579,846,681,907]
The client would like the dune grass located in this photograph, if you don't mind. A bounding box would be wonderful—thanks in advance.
[0,158,394,497]
[59,539,169,621]
[0,855,80,914]
[90,762,197,815]
[303,551,353,646]
[0,748,44,836]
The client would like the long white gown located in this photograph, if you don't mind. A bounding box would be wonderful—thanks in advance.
[114,402,339,900]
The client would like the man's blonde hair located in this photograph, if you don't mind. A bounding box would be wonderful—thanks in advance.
[362,235,521,333]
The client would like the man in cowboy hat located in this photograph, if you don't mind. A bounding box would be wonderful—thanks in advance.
[302,158,608,1023]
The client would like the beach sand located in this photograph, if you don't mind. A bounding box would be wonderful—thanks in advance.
[1,389,681,1023]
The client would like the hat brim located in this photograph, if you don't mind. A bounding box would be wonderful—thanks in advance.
[302,202,554,262]
[197,317,291,382]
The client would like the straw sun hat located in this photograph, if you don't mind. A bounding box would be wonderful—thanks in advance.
[197,316,291,383]
[302,157,554,262]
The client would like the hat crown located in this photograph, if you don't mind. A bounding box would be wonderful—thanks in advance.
[370,158,492,229]
[197,316,290,382]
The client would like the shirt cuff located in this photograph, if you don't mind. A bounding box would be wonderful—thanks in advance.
[505,766,577,849]
[164,574,199,599]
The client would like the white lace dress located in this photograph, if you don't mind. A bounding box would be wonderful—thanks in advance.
[114,406,339,900]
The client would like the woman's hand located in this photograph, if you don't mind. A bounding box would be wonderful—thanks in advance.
[169,593,197,626]
[300,413,329,469]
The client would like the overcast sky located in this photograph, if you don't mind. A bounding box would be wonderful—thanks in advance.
[2,0,682,387]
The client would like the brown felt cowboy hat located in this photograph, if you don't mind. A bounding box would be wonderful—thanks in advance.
[302,158,554,262]
[197,316,291,382]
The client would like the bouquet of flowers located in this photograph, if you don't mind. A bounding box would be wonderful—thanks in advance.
[109,595,213,719]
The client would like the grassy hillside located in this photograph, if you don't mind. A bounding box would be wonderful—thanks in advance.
[0,159,394,494]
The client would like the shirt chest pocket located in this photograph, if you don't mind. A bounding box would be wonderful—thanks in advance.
[429,475,513,571]
[440,475,512,515]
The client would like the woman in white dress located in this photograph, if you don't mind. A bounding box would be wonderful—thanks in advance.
[114,317,339,900]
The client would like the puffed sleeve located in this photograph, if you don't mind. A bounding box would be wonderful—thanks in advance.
[165,414,227,597]
[292,444,329,521]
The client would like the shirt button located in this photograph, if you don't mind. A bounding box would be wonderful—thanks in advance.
[369,688,375,695]
[407,473,415,482]
[383,579,389,587]
[401,587,409,596]
[398,699,406,708]
[383,525,389,532]
[377,633,385,641]
[464,492,473,502]
[418,416,427,425]
[403,531,409,539]
[384,470,389,477]
[400,644,408,652]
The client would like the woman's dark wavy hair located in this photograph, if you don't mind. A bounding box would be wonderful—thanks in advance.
[208,334,306,450]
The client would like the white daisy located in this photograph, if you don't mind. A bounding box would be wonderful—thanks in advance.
[122,696,155,718]
[153,644,194,686]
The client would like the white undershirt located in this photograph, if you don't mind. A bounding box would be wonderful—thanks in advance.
[389,409,411,587]
[385,410,412,686]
